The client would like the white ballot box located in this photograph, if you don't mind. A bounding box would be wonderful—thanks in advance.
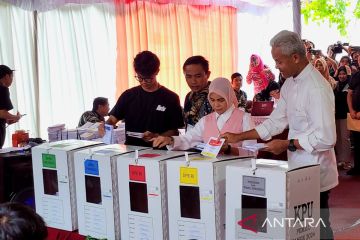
[166,154,251,240]
[117,149,191,240]
[226,159,320,240]
[74,144,148,240]
[32,139,102,231]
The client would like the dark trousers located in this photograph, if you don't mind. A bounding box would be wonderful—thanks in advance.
[320,190,333,240]
[353,131,360,171]
[0,124,5,149]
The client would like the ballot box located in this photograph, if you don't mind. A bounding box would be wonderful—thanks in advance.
[32,139,102,231]
[166,154,251,240]
[117,149,191,240]
[74,144,148,240]
[226,159,320,240]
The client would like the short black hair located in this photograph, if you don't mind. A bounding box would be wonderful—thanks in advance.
[92,97,108,112]
[133,51,160,77]
[0,203,48,240]
[231,72,242,82]
[340,55,351,64]
[0,65,14,79]
[182,56,209,73]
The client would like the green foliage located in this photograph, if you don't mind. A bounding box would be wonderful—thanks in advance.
[355,0,360,18]
[301,0,359,36]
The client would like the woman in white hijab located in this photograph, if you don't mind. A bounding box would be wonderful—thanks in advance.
[152,77,255,155]
[314,57,337,90]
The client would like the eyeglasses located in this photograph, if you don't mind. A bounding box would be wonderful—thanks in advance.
[135,75,155,83]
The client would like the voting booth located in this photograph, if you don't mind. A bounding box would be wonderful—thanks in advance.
[226,159,320,240]
[74,144,148,240]
[117,149,190,240]
[166,154,251,240]
[32,139,102,231]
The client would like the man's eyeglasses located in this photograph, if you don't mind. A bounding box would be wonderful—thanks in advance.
[135,75,155,83]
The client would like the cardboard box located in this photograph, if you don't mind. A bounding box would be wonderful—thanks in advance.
[166,154,251,240]
[32,139,103,231]
[226,159,320,240]
[117,149,191,240]
[74,144,149,239]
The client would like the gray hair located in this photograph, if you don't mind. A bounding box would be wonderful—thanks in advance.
[270,30,306,57]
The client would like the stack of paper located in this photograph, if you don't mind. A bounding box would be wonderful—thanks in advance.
[113,128,125,144]
[78,122,102,140]
[47,124,65,142]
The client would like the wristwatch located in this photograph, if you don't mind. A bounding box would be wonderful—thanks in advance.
[288,139,297,152]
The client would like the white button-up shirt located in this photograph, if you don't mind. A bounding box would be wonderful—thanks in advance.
[256,63,338,192]
[170,105,255,151]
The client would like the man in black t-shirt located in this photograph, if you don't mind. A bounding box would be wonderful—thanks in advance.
[0,65,22,148]
[106,51,184,147]
[347,67,360,175]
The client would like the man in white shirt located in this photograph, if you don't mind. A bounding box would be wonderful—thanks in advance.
[221,30,338,240]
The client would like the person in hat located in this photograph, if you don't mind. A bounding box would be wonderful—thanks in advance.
[0,65,22,148]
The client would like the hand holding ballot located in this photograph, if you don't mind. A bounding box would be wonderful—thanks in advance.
[263,139,290,155]
[151,136,173,148]
[219,132,244,144]
[143,131,159,142]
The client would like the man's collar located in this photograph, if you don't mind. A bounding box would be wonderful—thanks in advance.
[293,63,312,82]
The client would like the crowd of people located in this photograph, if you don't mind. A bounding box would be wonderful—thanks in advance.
[301,39,360,176]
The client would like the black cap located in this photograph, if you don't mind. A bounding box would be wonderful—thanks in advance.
[0,65,15,79]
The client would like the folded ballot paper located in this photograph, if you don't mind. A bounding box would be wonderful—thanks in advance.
[242,143,267,152]
[126,131,144,138]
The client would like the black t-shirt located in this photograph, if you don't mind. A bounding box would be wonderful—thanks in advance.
[349,72,360,112]
[334,81,349,119]
[0,85,13,127]
[110,85,184,147]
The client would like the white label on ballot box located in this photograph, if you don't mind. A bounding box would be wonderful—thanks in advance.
[128,214,154,240]
[178,221,206,240]
[242,176,266,196]
[201,137,224,158]
[42,197,64,224]
[84,205,107,235]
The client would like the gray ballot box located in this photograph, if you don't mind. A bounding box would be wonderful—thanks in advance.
[32,139,102,231]
[226,159,320,240]
[166,153,251,240]
[117,149,193,240]
[74,144,148,240]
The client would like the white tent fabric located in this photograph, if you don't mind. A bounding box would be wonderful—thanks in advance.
[1,0,290,12]
[0,2,38,146]
[1,0,112,11]
[0,2,116,146]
